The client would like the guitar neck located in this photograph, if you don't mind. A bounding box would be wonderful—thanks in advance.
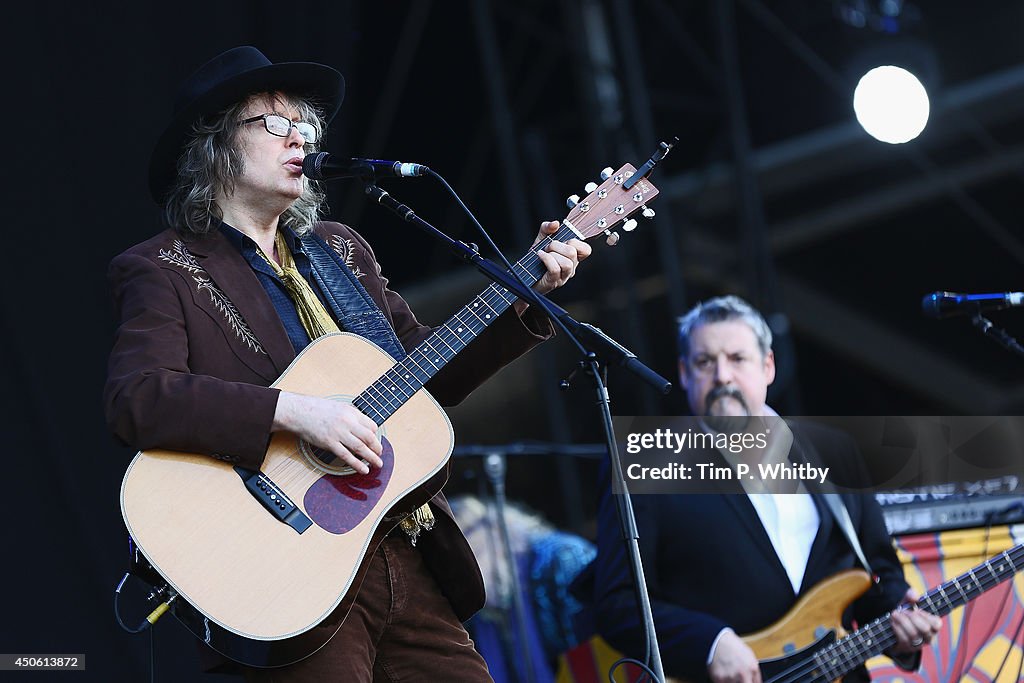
[811,543,1024,682]
[351,224,579,425]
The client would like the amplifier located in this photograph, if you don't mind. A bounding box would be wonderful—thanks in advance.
[876,492,1024,535]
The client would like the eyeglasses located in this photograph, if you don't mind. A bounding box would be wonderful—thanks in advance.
[240,113,318,145]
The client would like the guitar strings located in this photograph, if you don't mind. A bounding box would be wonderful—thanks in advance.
[766,544,1024,683]
[764,544,1024,683]
[768,556,1021,683]
[954,521,1015,680]
[256,231,569,493]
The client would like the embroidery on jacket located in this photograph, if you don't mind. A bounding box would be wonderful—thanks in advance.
[158,240,266,355]
[158,240,204,273]
[329,235,365,279]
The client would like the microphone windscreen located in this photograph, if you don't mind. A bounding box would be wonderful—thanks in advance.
[302,152,330,179]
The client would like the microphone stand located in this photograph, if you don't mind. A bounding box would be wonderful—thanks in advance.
[481,451,536,683]
[970,313,1024,358]
[452,442,605,682]
[364,181,671,682]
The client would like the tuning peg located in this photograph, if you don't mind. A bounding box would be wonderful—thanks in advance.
[600,167,615,180]
[641,205,656,219]
[566,194,580,209]
[584,181,598,193]
[605,231,620,246]
[622,219,638,232]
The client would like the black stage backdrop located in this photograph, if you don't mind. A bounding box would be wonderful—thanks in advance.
[6,4,620,680]
[7,2,1024,681]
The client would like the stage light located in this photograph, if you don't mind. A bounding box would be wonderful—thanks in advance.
[853,65,930,144]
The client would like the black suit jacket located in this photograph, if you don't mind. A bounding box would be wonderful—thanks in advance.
[589,420,909,682]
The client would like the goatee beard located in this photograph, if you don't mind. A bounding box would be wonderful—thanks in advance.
[703,385,751,434]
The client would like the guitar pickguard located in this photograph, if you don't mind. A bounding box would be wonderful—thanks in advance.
[303,437,396,534]
[758,631,836,683]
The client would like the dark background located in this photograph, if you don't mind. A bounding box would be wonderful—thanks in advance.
[6,1,1024,680]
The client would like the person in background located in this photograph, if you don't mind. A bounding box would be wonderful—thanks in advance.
[588,295,939,682]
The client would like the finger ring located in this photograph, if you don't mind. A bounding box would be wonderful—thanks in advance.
[911,638,924,647]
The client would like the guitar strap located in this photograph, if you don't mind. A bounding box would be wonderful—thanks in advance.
[300,229,407,362]
[821,493,875,578]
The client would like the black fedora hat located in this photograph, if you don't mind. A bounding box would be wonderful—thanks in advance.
[148,45,345,204]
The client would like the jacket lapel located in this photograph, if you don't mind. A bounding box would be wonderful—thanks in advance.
[708,447,794,592]
[788,433,838,593]
[800,490,836,593]
[183,232,295,382]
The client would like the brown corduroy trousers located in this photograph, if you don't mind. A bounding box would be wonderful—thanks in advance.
[243,534,493,682]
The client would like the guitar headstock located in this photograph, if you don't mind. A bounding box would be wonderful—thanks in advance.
[562,163,659,246]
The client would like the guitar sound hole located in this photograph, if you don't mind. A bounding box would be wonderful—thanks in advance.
[309,446,340,467]
[300,441,370,475]
[297,424,390,474]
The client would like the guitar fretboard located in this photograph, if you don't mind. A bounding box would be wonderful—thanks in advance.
[350,224,578,425]
[767,543,1024,683]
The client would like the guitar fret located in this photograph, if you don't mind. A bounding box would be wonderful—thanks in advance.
[984,560,1000,584]
[351,396,383,425]
[966,569,982,599]
[481,291,511,313]
[373,378,403,410]
[920,594,938,616]
[475,298,498,320]
[463,303,489,326]
[378,373,411,405]
[387,365,418,394]
[392,360,421,388]
[459,304,487,332]
[416,347,443,372]
[421,337,452,365]
[813,650,835,682]
[352,228,560,424]
[787,544,1024,683]
[370,378,401,409]
[402,353,431,379]
[432,329,461,356]
[362,385,396,417]
[445,326,466,346]
[449,317,474,343]
[818,648,839,679]
[357,386,386,415]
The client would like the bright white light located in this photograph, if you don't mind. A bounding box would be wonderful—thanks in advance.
[853,65,930,144]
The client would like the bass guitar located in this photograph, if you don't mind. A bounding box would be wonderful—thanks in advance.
[733,542,1023,683]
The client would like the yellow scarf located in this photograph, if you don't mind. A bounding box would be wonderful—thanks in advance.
[258,231,434,544]
[259,231,340,338]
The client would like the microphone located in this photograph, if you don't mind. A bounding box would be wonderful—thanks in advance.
[301,152,428,181]
[922,291,1024,319]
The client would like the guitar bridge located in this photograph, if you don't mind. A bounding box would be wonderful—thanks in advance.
[233,467,313,534]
